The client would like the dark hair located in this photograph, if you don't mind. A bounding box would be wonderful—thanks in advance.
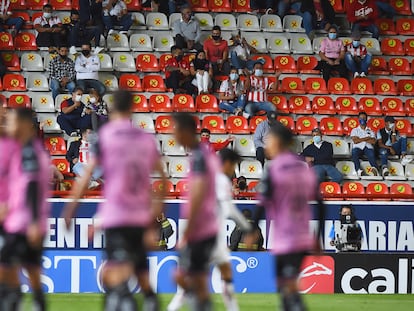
[81,128,92,135]
[58,45,69,50]
[269,121,294,147]
[71,9,79,15]
[73,86,84,93]
[200,128,211,135]
[212,25,221,32]
[358,111,368,118]
[112,90,133,113]
[173,113,197,134]
[328,24,338,32]
[219,148,241,164]
[15,108,36,126]
[242,209,252,219]
[171,45,181,53]
[43,4,53,10]
[81,42,92,49]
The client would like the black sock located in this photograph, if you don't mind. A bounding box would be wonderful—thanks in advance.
[281,292,306,311]
[8,287,22,311]
[0,283,8,311]
[104,282,137,311]
[33,289,46,311]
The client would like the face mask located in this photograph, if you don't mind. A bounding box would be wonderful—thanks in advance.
[89,97,97,104]
[359,118,367,126]
[328,33,337,40]
[75,95,82,102]
[254,69,263,77]
[81,50,90,56]
[389,123,395,130]
[176,55,183,61]
[313,136,322,144]
[43,12,52,19]
[230,73,239,81]
[212,35,221,41]
[352,40,360,48]
[200,137,209,143]
[59,54,67,60]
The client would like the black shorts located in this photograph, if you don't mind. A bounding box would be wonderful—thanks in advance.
[105,226,148,272]
[180,236,216,273]
[276,252,307,280]
[0,233,43,266]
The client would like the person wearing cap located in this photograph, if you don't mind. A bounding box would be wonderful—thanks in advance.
[302,128,343,184]
[219,67,247,116]
[345,30,372,78]
[253,111,278,166]
[377,116,412,176]
[318,25,348,84]
[229,33,259,75]
[347,0,379,39]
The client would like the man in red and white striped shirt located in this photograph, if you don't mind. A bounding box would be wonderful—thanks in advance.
[244,62,279,118]
[344,30,372,78]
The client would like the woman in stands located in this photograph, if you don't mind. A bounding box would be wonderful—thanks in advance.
[190,51,213,95]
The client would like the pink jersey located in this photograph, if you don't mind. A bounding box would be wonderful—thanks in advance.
[0,137,18,203]
[260,152,317,255]
[5,139,51,234]
[182,144,219,242]
[96,119,160,229]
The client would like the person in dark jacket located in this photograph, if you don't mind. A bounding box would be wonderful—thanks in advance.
[230,209,264,251]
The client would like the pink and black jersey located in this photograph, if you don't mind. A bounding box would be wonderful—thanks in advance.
[5,139,51,234]
[260,152,317,255]
[248,76,273,102]
[182,144,220,242]
[0,137,18,203]
[95,119,160,229]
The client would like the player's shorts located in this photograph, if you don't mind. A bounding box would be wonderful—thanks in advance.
[105,226,148,271]
[276,252,307,280]
[180,236,216,273]
[0,233,43,266]
[210,239,230,265]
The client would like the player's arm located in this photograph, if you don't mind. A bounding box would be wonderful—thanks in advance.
[184,176,207,242]
[150,158,167,220]
[228,204,251,232]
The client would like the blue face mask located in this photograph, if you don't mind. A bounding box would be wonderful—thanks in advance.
[359,118,367,126]
[230,73,239,81]
[313,135,322,144]
[352,40,360,48]
[254,69,263,77]
[328,33,337,40]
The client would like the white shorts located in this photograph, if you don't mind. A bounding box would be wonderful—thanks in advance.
[210,240,230,265]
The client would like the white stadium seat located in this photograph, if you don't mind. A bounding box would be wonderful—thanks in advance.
[169,157,190,178]
[107,33,130,51]
[361,38,381,55]
[37,113,61,133]
[153,34,174,52]
[283,15,305,32]
[405,163,414,180]
[240,160,263,179]
[237,14,260,32]
[146,12,169,30]
[99,73,119,92]
[385,162,407,181]
[55,94,71,112]
[26,72,49,91]
[112,52,136,72]
[131,12,146,30]
[21,52,44,71]
[32,93,55,112]
[243,35,267,53]
[234,136,256,157]
[131,114,155,133]
[215,14,237,31]
[195,13,214,31]
[260,14,283,32]
[161,135,186,156]
[267,35,290,54]
[336,161,358,180]
[360,161,383,180]
[290,34,313,54]
[130,34,153,52]
[313,36,324,53]
[169,13,181,29]
[98,53,114,72]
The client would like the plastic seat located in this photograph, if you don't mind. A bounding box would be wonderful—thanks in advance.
[15,32,37,51]
[374,78,397,95]
[209,0,231,12]
[3,73,26,91]
[381,38,404,55]
[18,52,40,71]
[304,77,328,94]
[358,38,380,55]
[240,160,263,179]
[382,98,405,116]
[388,57,411,75]
[125,0,142,11]
[312,96,335,115]
[369,56,389,75]
[232,0,251,12]
[131,94,149,112]
[152,180,175,197]
[260,14,283,32]
[343,117,359,135]
[196,94,219,112]
[119,74,142,92]
[189,0,209,12]
[289,96,311,114]
[290,35,312,54]
[131,12,146,30]
[159,54,173,71]
[52,158,72,176]
[281,77,304,94]
[9,0,26,10]
[283,15,305,32]
[8,94,31,108]
[242,34,267,53]
[129,34,152,52]
[50,0,71,10]
[37,113,61,132]
[97,53,113,72]
[297,56,319,74]
[112,53,135,72]
[312,36,324,54]
[384,162,407,181]
[325,137,350,156]
[366,182,389,197]
[328,78,351,95]
[248,116,266,133]
[268,95,288,113]
[390,183,413,196]
[336,97,358,115]
[405,163,414,180]
[0,32,14,50]
[366,117,384,133]
[319,117,343,135]
[194,13,214,30]
[234,136,255,157]
[176,179,189,198]
[169,157,190,178]
[55,11,71,25]
[226,116,249,134]
[267,35,290,54]
[142,74,167,93]
[397,18,414,35]
[155,115,175,134]
[404,38,414,56]
[377,18,397,35]
[359,97,382,115]
[201,116,226,133]
[107,33,129,51]
[320,182,341,198]
[251,55,274,73]
[98,73,118,92]
[395,119,413,136]
[0,94,6,107]
[295,116,318,135]
[397,79,414,96]
[330,0,344,12]
[406,98,414,116]
[55,94,71,112]
[146,12,169,30]
[342,181,365,196]
[173,94,196,112]
[237,14,260,32]
[32,94,54,112]
[161,135,186,156]
[131,114,155,133]
[336,161,358,180]
[359,162,382,180]
[274,55,297,73]
[149,94,172,112]
[351,78,374,95]
[391,0,411,15]
[214,14,237,31]
[153,34,174,52]
[277,116,295,132]
[26,73,49,91]
[2,53,21,71]
[44,137,66,156]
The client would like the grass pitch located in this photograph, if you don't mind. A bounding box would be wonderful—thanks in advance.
[20,294,414,310]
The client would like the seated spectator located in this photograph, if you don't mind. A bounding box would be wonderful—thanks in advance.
[250,0,277,15]
[302,128,343,184]
[102,0,133,35]
[244,63,279,119]
[219,68,247,116]
[33,4,64,53]
[78,0,104,54]
[190,51,213,95]
[347,0,379,39]
[230,33,258,74]
[376,0,395,18]
[0,1,24,35]
[165,45,193,94]
[172,6,202,51]
[200,128,234,152]
[57,87,92,136]
[85,88,109,131]
[377,116,413,176]
[253,111,277,166]
[203,26,230,76]
[351,111,379,177]
[318,25,348,83]
[168,0,189,15]
[75,43,106,96]
[345,30,372,78]
[49,46,77,100]
[233,176,250,199]
[66,128,102,189]
[229,209,264,251]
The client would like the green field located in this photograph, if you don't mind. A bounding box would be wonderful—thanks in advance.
[19,294,414,310]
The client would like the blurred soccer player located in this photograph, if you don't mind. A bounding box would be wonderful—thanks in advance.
[63,90,166,311]
[168,148,250,311]
[247,122,324,311]
[0,108,50,311]
[172,113,220,311]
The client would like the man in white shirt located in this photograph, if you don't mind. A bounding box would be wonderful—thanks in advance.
[0,0,24,35]
[350,111,379,177]
[33,4,64,51]
[102,0,133,34]
[230,33,258,75]
[172,6,202,51]
[75,43,106,96]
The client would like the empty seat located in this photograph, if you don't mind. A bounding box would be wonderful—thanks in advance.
[260,14,283,32]
[397,79,414,96]
[240,160,263,179]
[3,73,26,91]
[32,93,54,112]
[169,157,190,178]
[155,115,175,133]
[351,78,373,95]
[319,117,343,135]
[405,163,414,180]
[406,98,414,116]
[366,182,389,196]
[384,162,406,181]
[360,162,382,180]
[201,116,226,133]
[195,13,214,30]
[50,0,72,10]
[146,12,169,30]
[366,118,384,134]
[131,114,155,133]
[336,161,358,180]
[37,113,61,132]
[1,53,20,71]
[112,53,136,72]
[304,77,328,94]
[312,36,324,53]
[8,94,31,108]
[281,77,304,94]
[336,96,358,115]
[173,94,196,112]
[209,0,231,12]
[397,18,414,35]
[143,75,166,92]
[214,14,237,31]
[44,137,66,155]
[0,32,14,50]
[249,116,266,132]
[161,135,186,155]
[374,78,397,95]
[359,97,382,116]
[226,116,249,134]
[320,182,341,198]
[267,35,290,54]
[26,72,49,91]
[232,0,251,12]
[404,38,414,56]
[237,14,260,31]
[388,57,411,75]
[20,52,43,71]
[131,12,146,29]
[130,34,152,52]
[268,95,288,113]
[342,181,365,196]
[234,136,255,157]
[289,96,311,114]
[377,18,397,35]
[274,55,297,73]
[52,158,72,176]
[297,56,319,74]
[382,98,405,116]
[150,94,172,112]
[360,38,381,55]
[243,35,267,53]
[189,0,209,12]
[14,32,37,51]
[395,119,413,136]
[196,94,219,112]
[390,183,413,196]
[381,38,404,55]
[98,53,113,71]
[107,33,130,51]
[342,117,359,135]
[152,180,175,197]
[119,74,142,92]
[153,34,174,52]
[325,137,350,156]
[99,73,119,92]
[312,96,335,114]
[369,56,389,75]
[277,116,295,132]
[290,35,312,54]
[283,15,305,32]
[328,78,351,94]
[295,116,318,135]
[131,94,149,112]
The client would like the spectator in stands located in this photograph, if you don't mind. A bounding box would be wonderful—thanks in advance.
[244,62,279,119]
[165,45,194,95]
[75,43,106,96]
[102,0,133,35]
[34,4,64,53]
[253,111,278,166]
[229,33,258,75]
[200,128,234,152]
[347,0,379,39]
[172,6,202,51]
[66,128,102,189]
[250,0,276,15]
[190,50,213,95]
[377,116,413,177]
[219,68,247,116]
[318,25,348,84]
[351,111,379,177]
[79,0,103,26]
[0,57,6,78]
[233,176,250,199]
[49,46,77,100]
[203,26,230,76]
[57,87,92,136]
[376,0,395,18]
[345,30,372,79]
[85,88,109,131]
[302,128,343,184]
[0,1,24,35]
[230,209,264,251]
[168,0,189,15]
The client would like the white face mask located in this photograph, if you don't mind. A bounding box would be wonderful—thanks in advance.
[89,97,97,104]
[389,123,395,130]
[254,69,263,77]
[75,95,82,102]
[43,12,52,19]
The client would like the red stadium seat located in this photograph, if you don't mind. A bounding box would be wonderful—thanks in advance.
[226,116,250,134]
[395,119,413,136]
[142,75,166,92]
[328,77,351,94]
[336,96,358,115]
[249,116,266,132]
[52,158,74,177]
[131,94,149,112]
[196,94,219,112]
[342,181,366,198]
[343,117,359,135]
[397,18,414,35]
[124,0,142,11]
[152,180,175,197]
[136,53,160,72]
[295,116,318,135]
[14,32,37,51]
[351,78,374,95]
[397,79,414,96]
[277,116,295,132]
[267,95,287,113]
[149,94,172,112]
[297,56,319,74]
[50,0,72,10]
[274,55,297,73]
[155,115,175,133]
[367,117,385,132]
[251,55,274,73]
[377,18,397,35]
[390,0,412,15]
[359,97,382,115]
[319,117,343,135]
[330,0,344,12]
[312,96,335,115]
[10,12,31,29]
[44,137,67,156]
[1,53,20,71]
[8,94,30,108]
[232,0,251,12]
[119,74,142,92]
[159,53,173,71]
[304,77,328,94]
[3,74,26,91]
[320,182,341,198]
[176,180,189,198]
[281,77,305,94]
[201,116,226,133]
[189,0,209,12]
[374,79,397,96]
[26,0,48,10]
[381,38,404,55]
[289,96,312,114]
[208,0,231,12]
[366,182,389,198]
[173,94,196,112]
[390,183,413,195]
[382,98,406,116]
[404,38,414,56]
[388,57,411,75]
[405,98,414,116]
[369,56,389,75]
[9,0,26,10]
[0,32,14,50]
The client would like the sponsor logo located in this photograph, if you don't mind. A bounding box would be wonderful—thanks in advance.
[298,256,335,293]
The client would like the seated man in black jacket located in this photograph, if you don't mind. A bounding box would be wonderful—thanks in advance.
[229,209,264,251]
[302,128,343,184]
